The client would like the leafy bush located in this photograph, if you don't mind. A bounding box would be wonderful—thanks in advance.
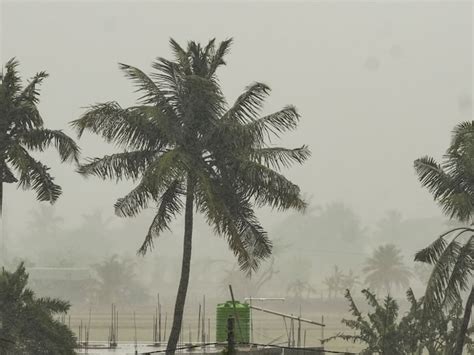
[324,288,473,355]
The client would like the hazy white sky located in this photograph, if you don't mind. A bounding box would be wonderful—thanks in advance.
[1,0,472,235]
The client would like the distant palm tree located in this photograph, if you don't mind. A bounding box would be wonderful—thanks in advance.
[0,59,79,260]
[72,38,309,353]
[414,121,474,355]
[364,244,411,295]
[27,205,64,241]
[287,279,314,300]
[92,255,145,305]
[323,265,345,299]
[341,269,360,293]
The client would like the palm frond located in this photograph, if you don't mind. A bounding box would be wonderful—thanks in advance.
[16,71,49,105]
[1,161,17,183]
[423,238,462,307]
[195,171,272,274]
[238,160,306,211]
[71,102,163,149]
[169,38,190,72]
[114,180,153,218]
[35,297,70,314]
[78,150,158,181]
[2,58,22,98]
[9,100,44,129]
[208,38,233,76]
[114,149,184,217]
[414,156,473,222]
[118,63,161,104]
[138,179,184,255]
[18,128,80,162]
[448,121,474,155]
[245,106,300,144]
[415,234,448,265]
[251,145,311,170]
[442,236,474,307]
[223,82,270,123]
[7,144,62,203]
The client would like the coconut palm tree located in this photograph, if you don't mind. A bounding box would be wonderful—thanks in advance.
[0,59,80,260]
[363,244,411,295]
[72,38,309,354]
[414,121,474,355]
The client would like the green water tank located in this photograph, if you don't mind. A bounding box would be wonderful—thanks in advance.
[216,300,250,344]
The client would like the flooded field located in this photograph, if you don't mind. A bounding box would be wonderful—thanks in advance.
[69,305,363,354]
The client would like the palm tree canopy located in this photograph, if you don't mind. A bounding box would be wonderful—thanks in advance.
[414,121,474,223]
[0,58,80,202]
[364,244,411,293]
[414,122,474,308]
[71,38,310,273]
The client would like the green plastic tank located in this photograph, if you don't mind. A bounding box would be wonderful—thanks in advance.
[216,300,250,343]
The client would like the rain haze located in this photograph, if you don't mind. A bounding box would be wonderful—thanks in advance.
[0,1,472,353]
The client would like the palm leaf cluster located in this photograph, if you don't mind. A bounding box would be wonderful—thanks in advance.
[414,122,474,308]
[0,263,76,354]
[415,121,474,354]
[0,59,79,203]
[71,38,309,273]
[415,227,473,308]
[415,121,474,222]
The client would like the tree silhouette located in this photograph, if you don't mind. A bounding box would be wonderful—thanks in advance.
[414,121,474,354]
[92,254,147,305]
[72,38,309,353]
[0,59,79,261]
[0,263,76,354]
[363,244,411,295]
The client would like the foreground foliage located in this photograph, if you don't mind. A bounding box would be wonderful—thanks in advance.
[0,263,76,355]
[0,59,79,210]
[415,121,474,354]
[324,288,473,355]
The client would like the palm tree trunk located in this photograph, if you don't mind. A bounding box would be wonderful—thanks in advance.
[453,286,474,355]
[166,175,195,355]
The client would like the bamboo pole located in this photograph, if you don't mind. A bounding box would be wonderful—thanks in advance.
[197,303,201,342]
[249,305,325,327]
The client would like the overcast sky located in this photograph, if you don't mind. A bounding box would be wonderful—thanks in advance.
[1,0,472,238]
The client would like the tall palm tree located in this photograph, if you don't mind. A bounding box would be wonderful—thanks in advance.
[72,38,309,354]
[414,121,474,355]
[363,244,411,295]
[0,59,80,260]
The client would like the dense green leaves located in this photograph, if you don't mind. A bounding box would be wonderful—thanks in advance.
[324,288,473,355]
[0,59,79,204]
[415,121,474,222]
[414,227,474,309]
[0,263,76,354]
[415,121,474,354]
